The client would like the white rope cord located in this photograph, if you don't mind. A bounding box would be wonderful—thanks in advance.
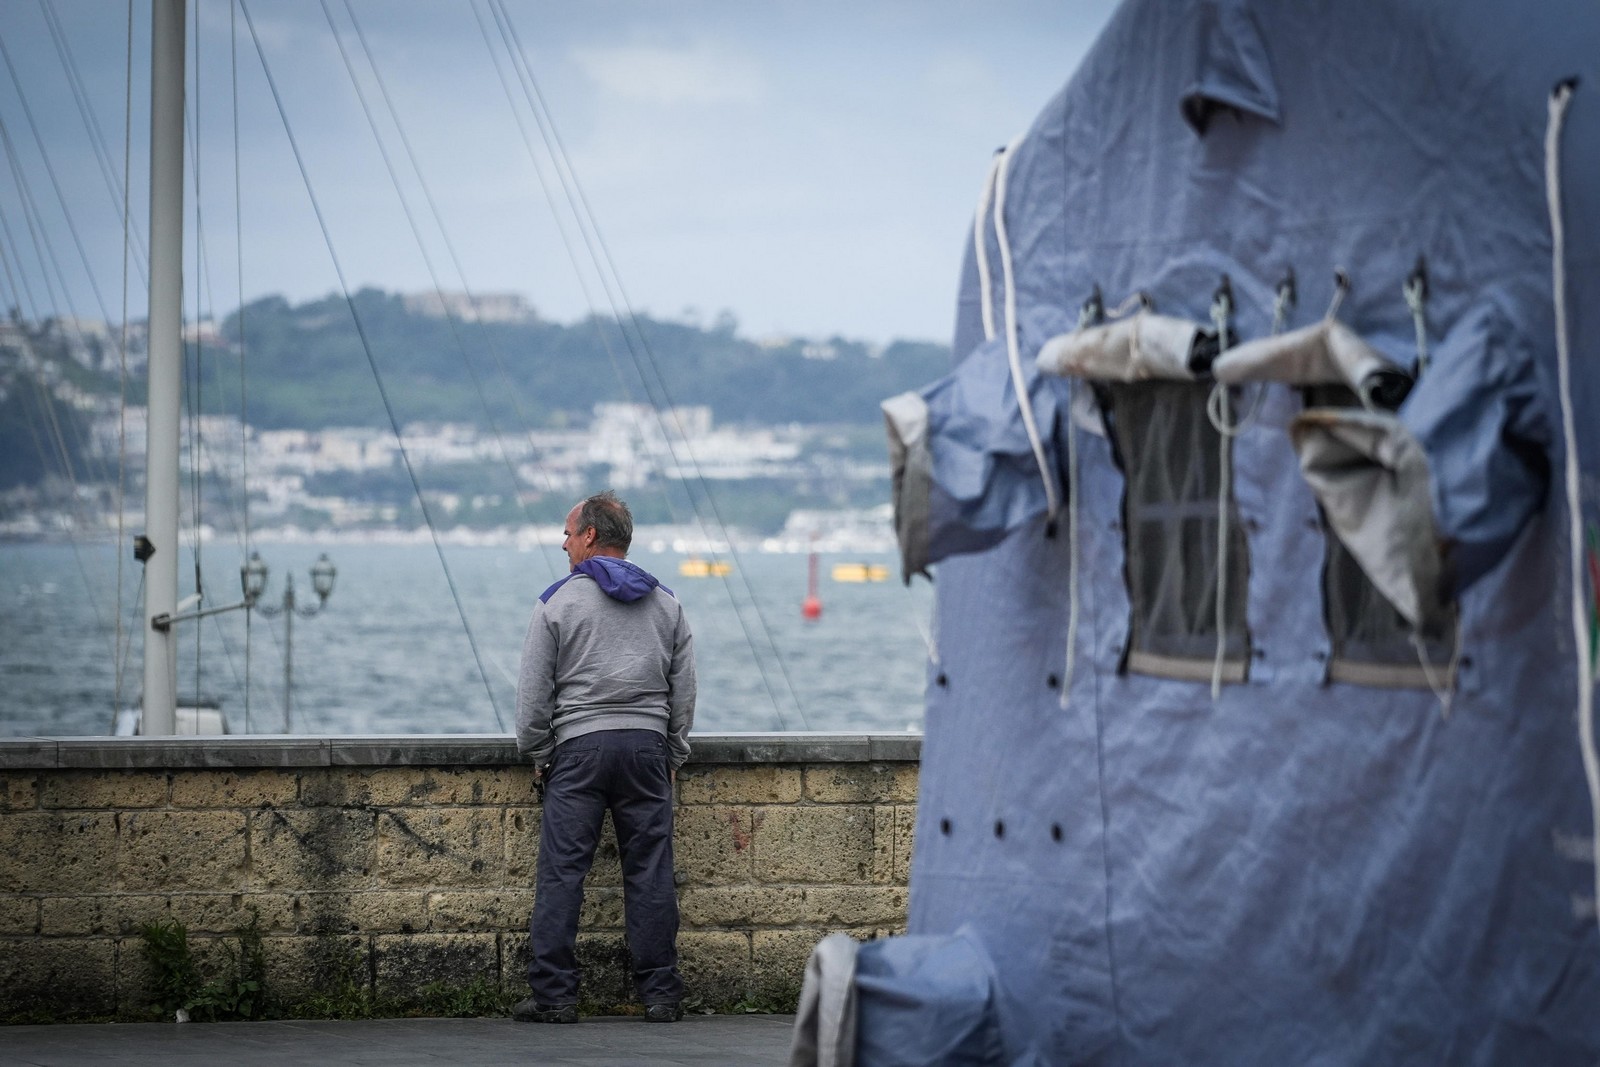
[992,135,1062,528]
[1545,79,1600,923]
[1404,269,1430,377]
[1410,630,1462,718]
[1210,287,1235,700]
[1058,297,1103,711]
[906,580,940,667]
[974,149,1005,343]
[1207,279,1294,439]
[1326,272,1349,322]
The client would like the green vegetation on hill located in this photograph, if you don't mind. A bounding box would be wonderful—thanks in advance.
[205,289,949,431]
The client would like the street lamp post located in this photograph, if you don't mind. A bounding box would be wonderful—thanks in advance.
[244,552,336,733]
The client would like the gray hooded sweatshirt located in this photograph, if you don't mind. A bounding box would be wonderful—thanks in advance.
[515,556,695,769]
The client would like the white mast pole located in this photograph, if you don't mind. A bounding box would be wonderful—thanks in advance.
[141,0,185,736]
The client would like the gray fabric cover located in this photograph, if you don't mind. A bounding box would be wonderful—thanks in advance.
[1291,407,1451,635]
[1035,313,1202,381]
[789,933,860,1067]
[853,1,1600,1063]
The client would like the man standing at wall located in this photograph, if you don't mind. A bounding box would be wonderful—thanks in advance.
[512,491,696,1024]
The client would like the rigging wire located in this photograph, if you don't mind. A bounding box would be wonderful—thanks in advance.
[238,0,507,730]
[0,60,125,494]
[0,145,120,639]
[467,0,802,727]
[316,0,560,587]
[188,0,206,714]
[335,0,564,584]
[36,0,150,283]
[231,0,254,733]
[488,0,810,727]
[116,0,134,715]
[1543,78,1600,927]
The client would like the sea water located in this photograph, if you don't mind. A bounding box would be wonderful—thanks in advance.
[0,541,934,737]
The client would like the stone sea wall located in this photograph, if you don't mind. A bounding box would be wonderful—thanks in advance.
[0,734,918,1018]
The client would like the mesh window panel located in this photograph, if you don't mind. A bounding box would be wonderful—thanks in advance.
[1105,381,1251,679]
[1303,386,1458,687]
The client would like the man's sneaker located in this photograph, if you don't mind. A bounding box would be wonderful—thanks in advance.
[512,998,577,1023]
[644,1002,683,1023]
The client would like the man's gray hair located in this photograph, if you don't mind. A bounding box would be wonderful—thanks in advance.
[577,491,633,553]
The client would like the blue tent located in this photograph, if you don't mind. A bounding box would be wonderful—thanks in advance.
[797,1,1600,1062]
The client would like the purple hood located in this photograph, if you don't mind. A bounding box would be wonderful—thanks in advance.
[575,556,662,602]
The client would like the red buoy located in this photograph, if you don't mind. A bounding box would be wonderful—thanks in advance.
[802,541,823,620]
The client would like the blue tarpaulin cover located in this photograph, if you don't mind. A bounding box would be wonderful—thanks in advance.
[865,1,1600,1063]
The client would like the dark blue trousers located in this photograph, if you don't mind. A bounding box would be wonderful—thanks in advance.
[527,729,683,1006]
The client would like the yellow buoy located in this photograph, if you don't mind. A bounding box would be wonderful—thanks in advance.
[678,557,732,578]
[831,562,889,583]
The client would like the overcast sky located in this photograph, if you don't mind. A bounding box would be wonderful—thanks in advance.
[0,0,1120,345]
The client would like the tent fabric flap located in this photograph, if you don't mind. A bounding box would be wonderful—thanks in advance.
[1035,313,1204,382]
[1179,0,1281,134]
[788,933,861,1067]
[1212,318,1413,409]
[883,334,1066,582]
[851,929,1006,1067]
[1290,406,1452,636]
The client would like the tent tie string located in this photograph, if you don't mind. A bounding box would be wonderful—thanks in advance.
[1059,295,1105,710]
[1209,283,1235,700]
[1545,77,1600,925]
[1403,257,1430,378]
[973,149,1005,344]
[992,135,1062,532]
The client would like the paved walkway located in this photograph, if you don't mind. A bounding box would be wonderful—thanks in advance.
[0,1014,799,1066]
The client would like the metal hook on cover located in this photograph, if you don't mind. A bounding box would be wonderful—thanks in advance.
[1404,254,1430,376]
[1326,270,1351,320]
[1272,268,1297,335]
[1079,285,1105,330]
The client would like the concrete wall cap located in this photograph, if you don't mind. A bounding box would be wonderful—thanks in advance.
[0,732,921,770]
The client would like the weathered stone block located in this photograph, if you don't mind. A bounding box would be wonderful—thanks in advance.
[0,892,39,934]
[753,806,875,884]
[40,893,165,937]
[573,932,632,1008]
[501,932,529,991]
[39,769,168,810]
[372,932,499,1006]
[587,823,623,888]
[263,932,370,1002]
[679,930,752,1006]
[115,935,159,1016]
[680,884,907,930]
[872,806,895,885]
[376,808,503,888]
[249,808,376,891]
[893,804,916,885]
[120,811,247,891]
[804,763,918,804]
[289,890,427,935]
[365,766,535,807]
[168,769,299,809]
[0,811,116,893]
[296,767,379,808]
[0,938,117,1018]
[679,765,802,805]
[504,806,540,879]
[2,772,37,810]
[673,805,756,886]
[167,892,296,935]
[678,885,772,927]
[751,930,819,1001]
[578,886,624,929]
[426,889,534,932]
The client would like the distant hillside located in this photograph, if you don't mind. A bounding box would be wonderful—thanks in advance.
[200,289,950,431]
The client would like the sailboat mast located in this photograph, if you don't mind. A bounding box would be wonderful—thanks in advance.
[141,0,185,736]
